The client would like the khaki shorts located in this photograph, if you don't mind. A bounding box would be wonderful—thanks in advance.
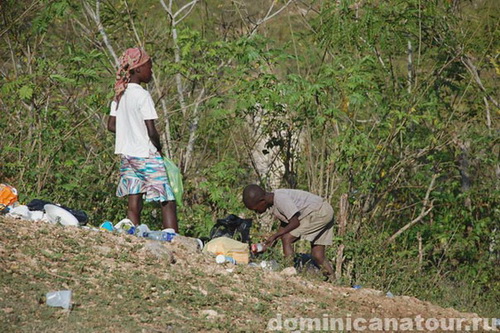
[289,201,334,245]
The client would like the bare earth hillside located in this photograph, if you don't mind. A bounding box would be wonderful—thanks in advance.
[0,217,495,332]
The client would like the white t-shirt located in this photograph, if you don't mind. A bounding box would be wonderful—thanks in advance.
[110,83,158,157]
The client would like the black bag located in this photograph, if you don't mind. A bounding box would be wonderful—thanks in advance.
[27,199,88,225]
[209,214,252,243]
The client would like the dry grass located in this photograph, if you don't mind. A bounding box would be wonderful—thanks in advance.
[0,217,488,332]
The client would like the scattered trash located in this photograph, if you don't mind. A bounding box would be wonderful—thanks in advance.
[99,221,114,231]
[143,228,179,242]
[44,204,79,226]
[386,291,394,298]
[144,231,165,241]
[162,228,177,241]
[7,205,31,220]
[28,199,88,225]
[203,236,249,264]
[251,243,265,253]
[216,254,237,264]
[209,214,252,243]
[248,262,259,267]
[30,210,46,221]
[0,183,18,212]
[114,219,135,234]
[136,224,151,237]
[353,285,362,289]
[46,290,72,310]
[261,260,280,271]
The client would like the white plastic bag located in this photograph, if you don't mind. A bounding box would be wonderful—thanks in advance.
[46,290,72,309]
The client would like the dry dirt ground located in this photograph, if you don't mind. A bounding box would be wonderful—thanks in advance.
[0,216,495,332]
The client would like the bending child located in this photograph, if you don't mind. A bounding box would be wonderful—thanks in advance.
[107,47,178,231]
[243,184,334,277]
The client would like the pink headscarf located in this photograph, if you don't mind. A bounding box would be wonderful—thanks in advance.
[114,47,151,104]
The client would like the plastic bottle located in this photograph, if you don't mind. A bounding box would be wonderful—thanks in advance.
[162,228,177,241]
[215,254,237,264]
[145,231,170,241]
[135,224,151,237]
[251,243,265,253]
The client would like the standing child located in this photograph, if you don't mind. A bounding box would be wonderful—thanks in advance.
[243,184,335,277]
[107,47,178,231]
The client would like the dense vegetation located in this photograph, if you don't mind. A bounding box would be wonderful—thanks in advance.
[1,0,498,317]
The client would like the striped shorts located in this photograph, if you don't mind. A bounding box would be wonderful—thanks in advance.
[116,152,175,202]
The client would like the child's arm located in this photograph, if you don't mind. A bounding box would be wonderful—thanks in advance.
[265,214,300,248]
[107,116,116,133]
[145,119,163,156]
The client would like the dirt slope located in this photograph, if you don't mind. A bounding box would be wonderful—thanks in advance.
[0,217,493,332]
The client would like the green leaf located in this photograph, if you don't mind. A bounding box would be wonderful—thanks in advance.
[18,85,33,100]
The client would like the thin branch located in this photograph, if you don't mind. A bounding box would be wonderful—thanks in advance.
[461,55,499,109]
[250,0,294,36]
[386,174,438,243]
[173,0,199,23]
[159,0,174,19]
[85,0,119,67]
[0,0,41,38]
[183,87,206,172]
[124,0,143,47]
[483,96,492,130]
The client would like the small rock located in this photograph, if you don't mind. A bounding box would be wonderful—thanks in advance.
[95,245,112,255]
[280,267,297,276]
[142,242,175,263]
[172,235,202,253]
[200,309,218,319]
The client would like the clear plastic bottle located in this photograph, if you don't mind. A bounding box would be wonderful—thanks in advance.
[145,231,170,241]
[135,224,151,237]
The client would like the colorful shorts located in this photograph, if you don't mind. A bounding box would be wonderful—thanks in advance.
[117,152,175,202]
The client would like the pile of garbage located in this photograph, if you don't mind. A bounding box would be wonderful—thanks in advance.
[1,184,88,225]
[1,183,318,275]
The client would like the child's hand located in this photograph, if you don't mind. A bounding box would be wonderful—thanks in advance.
[265,234,277,248]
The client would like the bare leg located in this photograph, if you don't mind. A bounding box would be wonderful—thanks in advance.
[281,232,299,266]
[311,243,334,278]
[127,193,143,226]
[161,200,178,232]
